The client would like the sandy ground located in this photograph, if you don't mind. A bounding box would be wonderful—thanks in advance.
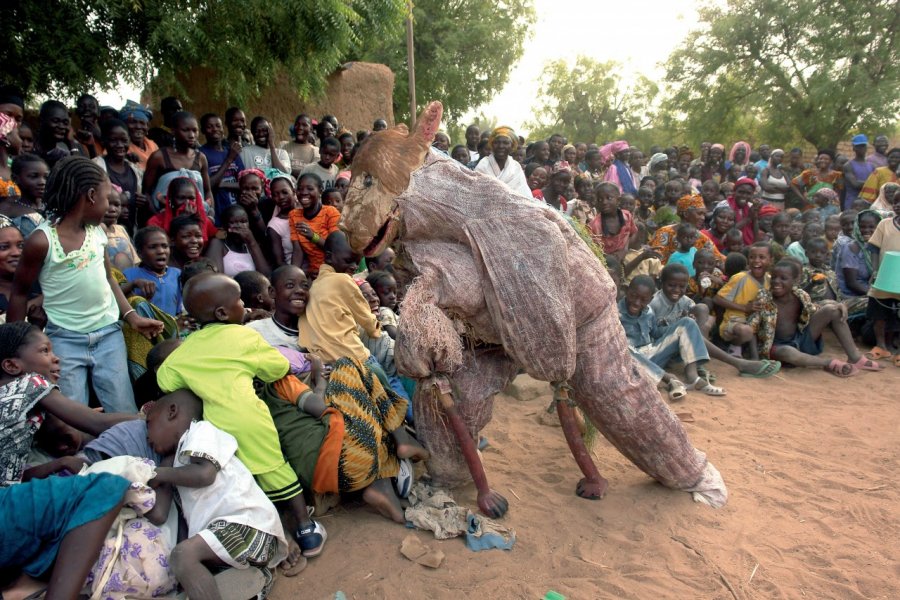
[270,339,899,600]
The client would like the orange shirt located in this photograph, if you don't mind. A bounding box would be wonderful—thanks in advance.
[288,205,341,275]
[128,138,159,170]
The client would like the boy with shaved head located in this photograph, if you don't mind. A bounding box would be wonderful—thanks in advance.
[156,272,327,564]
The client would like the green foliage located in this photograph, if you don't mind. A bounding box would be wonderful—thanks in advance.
[360,0,536,126]
[662,0,900,149]
[526,57,659,145]
[3,0,407,104]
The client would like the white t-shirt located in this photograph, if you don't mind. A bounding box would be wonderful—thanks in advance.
[246,318,298,348]
[175,421,287,566]
[239,145,291,172]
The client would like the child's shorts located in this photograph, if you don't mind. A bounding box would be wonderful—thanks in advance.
[719,316,754,342]
[199,520,279,570]
[254,461,303,503]
[771,327,823,358]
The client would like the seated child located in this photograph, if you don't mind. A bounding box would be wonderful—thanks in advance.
[622,222,663,285]
[800,237,868,317]
[666,222,699,276]
[619,276,725,397]
[145,391,294,599]
[101,185,139,270]
[831,209,857,267]
[786,221,824,265]
[687,249,726,307]
[321,189,344,213]
[235,269,275,321]
[651,264,713,335]
[155,272,327,559]
[0,322,138,486]
[246,265,309,349]
[723,251,748,278]
[770,211,793,259]
[714,242,772,359]
[299,232,409,402]
[823,214,841,257]
[367,270,400,339]
[123,226,182,316]
[753,260,883,376]
[724,228,745,254]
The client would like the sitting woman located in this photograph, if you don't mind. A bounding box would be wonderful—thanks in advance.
[835,210,881,302]
[651,194,725,265]
[206,204,271,277]
[473,126,530,197]
[289,172,341,278]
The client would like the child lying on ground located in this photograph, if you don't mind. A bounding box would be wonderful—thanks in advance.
[714,242,772,359]
[146,390,289,600]
[155,272,322,563]
[751,260,884,376]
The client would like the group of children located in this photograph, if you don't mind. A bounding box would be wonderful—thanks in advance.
[0,90,897,599]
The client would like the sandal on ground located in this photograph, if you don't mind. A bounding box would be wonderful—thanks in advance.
[667,379,687,401]
[824,358,859,378]
[697,365,717,383]
[852,356,885,372]
[739,359,782,378]
[865,346,892,360]
[690,377,726,396]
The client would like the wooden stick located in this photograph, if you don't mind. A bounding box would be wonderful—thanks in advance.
[509,488,522,501]
[748,563,759,584]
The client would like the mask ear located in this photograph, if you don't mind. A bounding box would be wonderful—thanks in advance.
[413,101,443,147]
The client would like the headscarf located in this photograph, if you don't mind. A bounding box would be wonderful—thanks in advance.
[768,149,784,168]
[758,204,781,217]
[710,143,725,152]
[648,153,668,171]
[552,161,572,174]
[812,187,839,206]
[147,177,217,242]
[729,141,751,167]
[337,170,352,182]
[489,126,518,152]
[238,168,267,188]
[872,182,899,214]
[599,140,629,167]
[852,209,882,272]
[734,176,757,190]
[119,100,152,123]
[676,194,705,214]
[265,168,294,198]
[0,214,15,229]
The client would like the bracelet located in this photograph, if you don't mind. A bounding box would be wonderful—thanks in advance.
[122,309,136,321]
[311,233,320,244]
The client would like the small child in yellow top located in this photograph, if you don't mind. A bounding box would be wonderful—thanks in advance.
[713,242,772,360]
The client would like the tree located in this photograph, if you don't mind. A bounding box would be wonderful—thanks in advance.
[525,57,659,145]
[662,0,900,149]
[360,0,535,126]
[4,0,406,104]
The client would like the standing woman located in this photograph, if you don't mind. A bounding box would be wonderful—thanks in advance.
[759,149,790,210]
[120,102,158,170]
[725,141,751,173]
[790,149,844,209]
[281,114,319,177]
[474,126,530,197]
[93,119,146,231]
[142,111,214,214]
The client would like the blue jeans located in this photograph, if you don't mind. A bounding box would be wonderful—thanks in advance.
[45,321,137,414]
[638,317,710,369]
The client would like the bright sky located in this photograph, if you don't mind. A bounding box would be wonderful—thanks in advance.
[467,0,703,135]
[96,0,704,133]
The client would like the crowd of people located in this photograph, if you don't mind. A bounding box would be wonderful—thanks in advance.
[0,84,897,600]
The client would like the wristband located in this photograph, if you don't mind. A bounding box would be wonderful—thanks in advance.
[122,309,136,321]
[311,233,320,243]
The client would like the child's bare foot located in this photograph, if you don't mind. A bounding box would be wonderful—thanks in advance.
[2,574,46,600]
[280,539,308,576]
[392,428,430,462]
[362,478,405,523]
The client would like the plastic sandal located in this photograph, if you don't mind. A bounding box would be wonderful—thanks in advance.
[852,356,885,372]
[824,358,858,378]
[865,346,892,360]
[690,377,726,396]
[667,379,687,401]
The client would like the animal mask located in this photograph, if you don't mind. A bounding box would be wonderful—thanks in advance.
[340,101,443,256]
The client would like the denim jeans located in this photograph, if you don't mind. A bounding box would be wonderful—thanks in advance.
[637,317,710,369]
[45,321,137,414]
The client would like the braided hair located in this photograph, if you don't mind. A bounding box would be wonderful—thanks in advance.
[43,155,106,223]
[0,322,40,365]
